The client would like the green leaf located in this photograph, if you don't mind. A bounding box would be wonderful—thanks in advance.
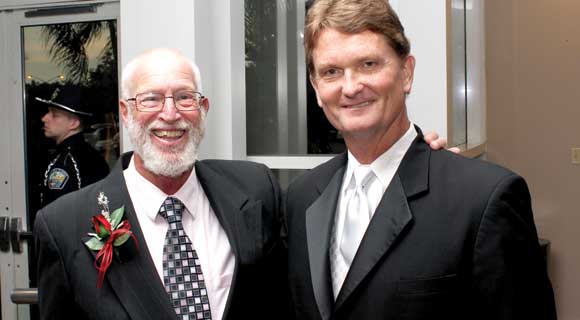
[84,237,104,251]
[109,206,125,229]
[96,224,110,238]
[113,232,131,246]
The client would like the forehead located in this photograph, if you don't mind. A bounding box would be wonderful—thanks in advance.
[48,107,72,117]
[132,55,196,93]
[312,29,397,66]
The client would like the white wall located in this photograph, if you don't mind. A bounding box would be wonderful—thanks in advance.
[391,0,449,139]
[193,0,246,160]
[391,0,486,147]
[466,0,486,146]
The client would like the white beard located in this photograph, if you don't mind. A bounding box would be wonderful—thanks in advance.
[126,110,205,177]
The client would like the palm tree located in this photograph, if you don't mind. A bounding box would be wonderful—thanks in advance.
[41,20,117,83]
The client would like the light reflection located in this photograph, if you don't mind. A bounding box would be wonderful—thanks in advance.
[25,74,65,83]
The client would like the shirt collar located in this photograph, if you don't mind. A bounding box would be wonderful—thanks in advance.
[57,132,84,150]
[125,156,200,221]
[343,152,364,193]
[370,124,417,188]
[344,123,417,191]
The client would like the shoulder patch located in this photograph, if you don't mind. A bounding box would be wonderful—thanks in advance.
[48,168,69,190]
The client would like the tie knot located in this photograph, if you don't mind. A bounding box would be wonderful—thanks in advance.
[353,165,373,188]
[158,197,185,222]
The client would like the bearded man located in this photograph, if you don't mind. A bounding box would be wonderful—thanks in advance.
[34,48,287,320]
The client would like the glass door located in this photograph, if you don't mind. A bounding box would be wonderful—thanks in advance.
[0,2,120,319]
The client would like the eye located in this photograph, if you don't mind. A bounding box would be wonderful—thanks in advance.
[140,93,162,102]
[362,60,379,69]
[137,92,164,108]
[174,91,196,106]
[175,91,194,100]
[319,67,342,80]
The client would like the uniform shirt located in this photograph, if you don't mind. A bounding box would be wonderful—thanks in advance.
[330,124,417,297]
[123,156,235,320]
[40,132,109,207]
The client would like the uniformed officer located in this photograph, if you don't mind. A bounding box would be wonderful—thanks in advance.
[36,85,110,207]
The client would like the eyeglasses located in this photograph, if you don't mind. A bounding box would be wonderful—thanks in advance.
[127,91,204,112]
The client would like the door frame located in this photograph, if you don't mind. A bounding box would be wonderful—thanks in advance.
[0,2,119,319]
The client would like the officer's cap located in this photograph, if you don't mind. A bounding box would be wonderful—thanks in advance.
[35,85,93,117]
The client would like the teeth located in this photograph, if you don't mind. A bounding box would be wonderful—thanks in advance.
[349,101,370,108]
[153,130,184,138]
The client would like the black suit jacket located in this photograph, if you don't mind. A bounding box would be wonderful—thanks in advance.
[286,133,556,320]
[34,152,286,319]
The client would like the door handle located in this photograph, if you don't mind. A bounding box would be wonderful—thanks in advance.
[9,217,33,253]
[10,288,38,305]
[0,216,9,251]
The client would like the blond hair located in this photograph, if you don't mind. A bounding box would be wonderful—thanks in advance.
[305,0,410,72]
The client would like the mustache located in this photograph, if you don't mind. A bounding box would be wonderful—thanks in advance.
[145,119,192,132]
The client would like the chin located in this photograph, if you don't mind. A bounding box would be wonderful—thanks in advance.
[133,131,201,178]
[126,108,205,178]
[140,141,198,178]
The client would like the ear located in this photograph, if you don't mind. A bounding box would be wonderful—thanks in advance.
[200,96,210,113]
[401,55,416,94]
[119,99,130,126]
[69,116,81,131]
[309,75,325,108]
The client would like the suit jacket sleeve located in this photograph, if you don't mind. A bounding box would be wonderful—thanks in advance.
[260,165,292,319]
[471,173,557,319]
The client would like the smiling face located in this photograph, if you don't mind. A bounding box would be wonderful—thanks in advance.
[310,28,415,152]
[120,50,209,178]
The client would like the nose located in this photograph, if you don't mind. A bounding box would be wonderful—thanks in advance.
[342,70,363,98]
[41,112,49,123]
[158,97,181,122]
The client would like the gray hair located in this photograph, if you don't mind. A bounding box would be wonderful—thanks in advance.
[120,48,203,99]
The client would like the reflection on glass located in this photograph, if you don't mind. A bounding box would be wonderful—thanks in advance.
[22,20,119,219]
[451,0,467,146]
[245,0,346,156]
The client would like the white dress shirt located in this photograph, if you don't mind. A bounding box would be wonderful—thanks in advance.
[330,124,417,297]
[124,157,235,320]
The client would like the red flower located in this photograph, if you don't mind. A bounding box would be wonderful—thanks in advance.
[85,193,139,288]
[93,220,137,288]
[92,214,111,238]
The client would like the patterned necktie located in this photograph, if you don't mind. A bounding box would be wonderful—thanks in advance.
[159,197,212,320]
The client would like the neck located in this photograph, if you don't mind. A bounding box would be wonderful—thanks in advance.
[344,118,410,165]
[56,129,81,145]
[133,154,191,195]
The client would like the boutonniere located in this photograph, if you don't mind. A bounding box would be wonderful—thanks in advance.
[84,192,139,288]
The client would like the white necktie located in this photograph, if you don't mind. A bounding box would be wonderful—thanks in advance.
[340,165,374,265]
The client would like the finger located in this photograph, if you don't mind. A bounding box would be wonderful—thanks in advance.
[448,147,461,154]
[429,140,442,150]
[424,132,438,143]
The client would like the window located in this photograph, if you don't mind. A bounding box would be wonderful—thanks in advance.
[245,0,345,159]
[22,19,119,220]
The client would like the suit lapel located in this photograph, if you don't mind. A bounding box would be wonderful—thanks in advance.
[304,154,347,320]
[334,132,431,310]
[334,174,412,308]
[195,161,258,319]
[83,153,175,320]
